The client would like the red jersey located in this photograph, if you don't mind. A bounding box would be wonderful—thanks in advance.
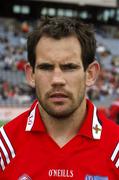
[0,99,119,180]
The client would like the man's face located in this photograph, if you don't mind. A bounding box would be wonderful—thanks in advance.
[32,36,87,118]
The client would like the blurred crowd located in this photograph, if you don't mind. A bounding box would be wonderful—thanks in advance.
[87,66,119,102]
[0,17,119,122]
[0,18,34,106]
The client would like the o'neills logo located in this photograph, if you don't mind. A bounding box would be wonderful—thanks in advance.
[48,169,74,178]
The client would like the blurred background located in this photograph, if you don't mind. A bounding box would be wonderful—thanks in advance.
[0,0,119,126]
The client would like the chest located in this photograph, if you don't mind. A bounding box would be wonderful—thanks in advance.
[2,134,116,180]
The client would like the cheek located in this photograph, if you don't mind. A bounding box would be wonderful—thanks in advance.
[70,75,86,96]
[69,74,85,88]
[35,75,50,93]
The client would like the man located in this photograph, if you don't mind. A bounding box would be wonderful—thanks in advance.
[0,17,119,180]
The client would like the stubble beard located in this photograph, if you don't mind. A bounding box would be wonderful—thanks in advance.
[36,91,85,119]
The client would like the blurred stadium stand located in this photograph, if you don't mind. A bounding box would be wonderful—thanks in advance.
[0,0,118,123]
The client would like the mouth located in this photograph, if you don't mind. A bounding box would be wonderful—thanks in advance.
[49,93,68,102]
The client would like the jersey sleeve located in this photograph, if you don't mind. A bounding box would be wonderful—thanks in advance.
[0,126,16,172]
[110,141,119,177]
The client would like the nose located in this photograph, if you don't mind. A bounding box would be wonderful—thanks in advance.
[51,68,66,87]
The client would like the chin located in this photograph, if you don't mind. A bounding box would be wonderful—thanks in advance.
[46,108,75,119]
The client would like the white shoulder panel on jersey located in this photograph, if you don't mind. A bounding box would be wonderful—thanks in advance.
[0,126,15,170]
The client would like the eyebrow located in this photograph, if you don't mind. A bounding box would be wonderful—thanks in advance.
[35,62,81,71]
[35,63,54,69]
[60,63,80,70]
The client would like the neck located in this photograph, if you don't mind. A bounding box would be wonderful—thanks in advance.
[38,99,87,147]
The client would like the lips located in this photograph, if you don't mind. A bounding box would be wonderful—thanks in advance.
[50,93,68,98]
[49,92,68,102]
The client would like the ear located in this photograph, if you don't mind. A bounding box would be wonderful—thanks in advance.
[25,63,35,88]
[86,61,100,87]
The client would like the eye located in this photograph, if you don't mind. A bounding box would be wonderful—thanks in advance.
[60,63,80,71]
[35,63,54,71]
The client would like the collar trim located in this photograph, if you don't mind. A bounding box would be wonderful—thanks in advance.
[92,105,102,139]
[25,102,38,131]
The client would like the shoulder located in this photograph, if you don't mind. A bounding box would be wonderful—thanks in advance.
[2,109,29,138]
[98,110,119,170]
[0,109,29,171]
[2,100,38,136]
[98,110,119,139]
[0,109,30,153]
[0,101,38,172]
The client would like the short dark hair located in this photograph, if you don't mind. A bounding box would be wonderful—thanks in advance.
[27,16,96,70]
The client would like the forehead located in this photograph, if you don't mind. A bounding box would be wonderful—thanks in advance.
[35,36,82,63]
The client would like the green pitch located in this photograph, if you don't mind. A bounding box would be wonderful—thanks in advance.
[0,121,7,127]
